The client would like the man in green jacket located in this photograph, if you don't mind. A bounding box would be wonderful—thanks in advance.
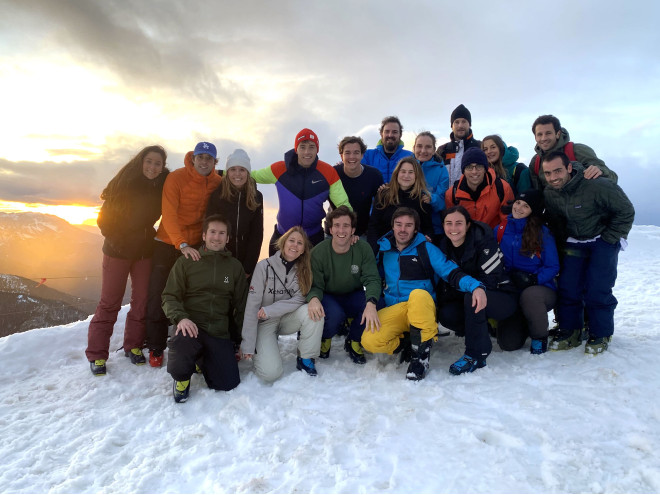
[162,214,248,403]
[529,114,617,189]
[541,151,634,355]
[307,206,382,364]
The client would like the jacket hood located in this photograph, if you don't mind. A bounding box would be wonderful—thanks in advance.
[501,144,520,167]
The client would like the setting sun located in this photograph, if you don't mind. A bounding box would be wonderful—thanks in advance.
[0,200,99,225]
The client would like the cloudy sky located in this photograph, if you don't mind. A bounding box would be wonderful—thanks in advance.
[1,0,658,225]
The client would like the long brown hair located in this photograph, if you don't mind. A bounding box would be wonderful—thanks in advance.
[481,135,507,180]
[101,145,168,201]
[217,171,261,211]
[521,214,543,257]
[376,156,429,210]
[276,226,313,296]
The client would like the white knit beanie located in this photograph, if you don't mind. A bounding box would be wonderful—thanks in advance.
[225,148,251,172]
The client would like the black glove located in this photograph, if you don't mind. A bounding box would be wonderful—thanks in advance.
[510,270,538,290]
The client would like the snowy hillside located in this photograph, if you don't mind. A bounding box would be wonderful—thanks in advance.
[1,225,659,493]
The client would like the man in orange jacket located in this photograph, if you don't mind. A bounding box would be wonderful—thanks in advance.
[145,141,222,367]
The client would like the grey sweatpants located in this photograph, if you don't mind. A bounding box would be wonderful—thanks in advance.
[253,304,323,382]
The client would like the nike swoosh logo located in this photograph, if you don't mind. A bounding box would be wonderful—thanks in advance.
[311,180,323,184]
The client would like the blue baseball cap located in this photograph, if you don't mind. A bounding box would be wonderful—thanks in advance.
[193,141,217,159]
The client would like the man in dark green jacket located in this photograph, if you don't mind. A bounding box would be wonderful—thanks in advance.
[162,214,248,403]
[529,114,617,189]
[307,206,382,364]
[541,151,634,355]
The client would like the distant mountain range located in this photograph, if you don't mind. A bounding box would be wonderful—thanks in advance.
[0,273,93,337]
[0,212,109,303]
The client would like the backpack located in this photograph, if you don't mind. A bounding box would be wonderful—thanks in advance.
[512,163,527,193]
[451,176,505,206]
[533,141,576,176]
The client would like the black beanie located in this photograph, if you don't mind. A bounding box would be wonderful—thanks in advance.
[461,147,489,173]
[515,189,544,216]
[451,104,472,125]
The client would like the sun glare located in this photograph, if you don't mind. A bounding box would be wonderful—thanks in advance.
[0,200,99,225]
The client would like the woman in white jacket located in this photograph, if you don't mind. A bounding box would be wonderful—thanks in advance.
[241,226,323,381]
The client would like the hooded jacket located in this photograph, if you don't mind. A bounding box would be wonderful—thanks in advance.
[446,168,514,228]
[419,157,450,234]
[500,144,531,195]
[155,151,222,248]
[542,162,634,245]
[529,127,617,189]
[494,215,559,290]
[205,185,264,276]
[162,247,247,341]
[98,170,169,260]
[377,231,482,306]
[362,141,414,183]
[241,251,306,355]
[252,149,351,237]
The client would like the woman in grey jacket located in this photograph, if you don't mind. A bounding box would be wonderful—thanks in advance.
[241,226,323,381]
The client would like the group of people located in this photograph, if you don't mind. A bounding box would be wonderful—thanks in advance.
[85,105,635,403]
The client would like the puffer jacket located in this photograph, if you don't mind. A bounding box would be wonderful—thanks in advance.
[98,170,169,260]
[494,215,559,290]
[542,162,634,245]
[241,251,306,355]
[162,247,247,341]
[419,157,449,234]
[436,132,482,185]
[362,141,414,183]
[446,168,514,228]
[155,151,222,248]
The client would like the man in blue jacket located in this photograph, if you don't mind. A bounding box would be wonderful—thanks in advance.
[362,116,413,182]
[361,207,486,380]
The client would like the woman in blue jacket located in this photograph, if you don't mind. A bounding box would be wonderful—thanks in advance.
[413,131,449,239]
[494,189,559,354]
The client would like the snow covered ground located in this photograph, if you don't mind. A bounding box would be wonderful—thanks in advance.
[1,225,660,494]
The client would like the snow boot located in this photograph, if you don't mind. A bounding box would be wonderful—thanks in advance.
[585,335,612,355]
[296,357,318,376]
[336,318,350,337]
[149,350,163,367]
[406,326,432,381]
[530,338,548,355]
[344,338,366,365]
[549,328,582,351]
[90,359,106,376]
[125,348,146,365]
[319,338,332,359]
[393,332,412,364]
[173,379,190,403]
[449,354,487,375]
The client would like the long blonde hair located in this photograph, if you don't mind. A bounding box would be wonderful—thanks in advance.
[217,171,261,211]
[276,226,313,296]
[376,156,429,210]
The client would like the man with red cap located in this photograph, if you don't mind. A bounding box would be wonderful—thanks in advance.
[252,128,352,255]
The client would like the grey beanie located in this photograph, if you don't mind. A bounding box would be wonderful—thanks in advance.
[225,148,251,172]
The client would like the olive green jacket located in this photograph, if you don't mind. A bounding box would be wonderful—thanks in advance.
[162,247,247,341]
[543,163,634,246]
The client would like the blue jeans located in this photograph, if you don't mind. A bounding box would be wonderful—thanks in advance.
[557,238,620,337]
[321,290,367,341]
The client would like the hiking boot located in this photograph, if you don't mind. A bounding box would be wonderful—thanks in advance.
[125,348,146,365]
[530,338,548,355]
[336,318,350,337]
[90,359,106,376]
[406,339,432,381]
[319,338,332,359]
[296,357,318,376]
[449,354,487,375]
[585,335,612,355]
[581,324,590,342]
[549,329,582,351]
[344,338,366,365]
[173,380,190,403]
[393,333,412,364]
[149,350,163,367]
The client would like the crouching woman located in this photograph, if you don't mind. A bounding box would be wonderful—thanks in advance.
[241,226,323,381]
